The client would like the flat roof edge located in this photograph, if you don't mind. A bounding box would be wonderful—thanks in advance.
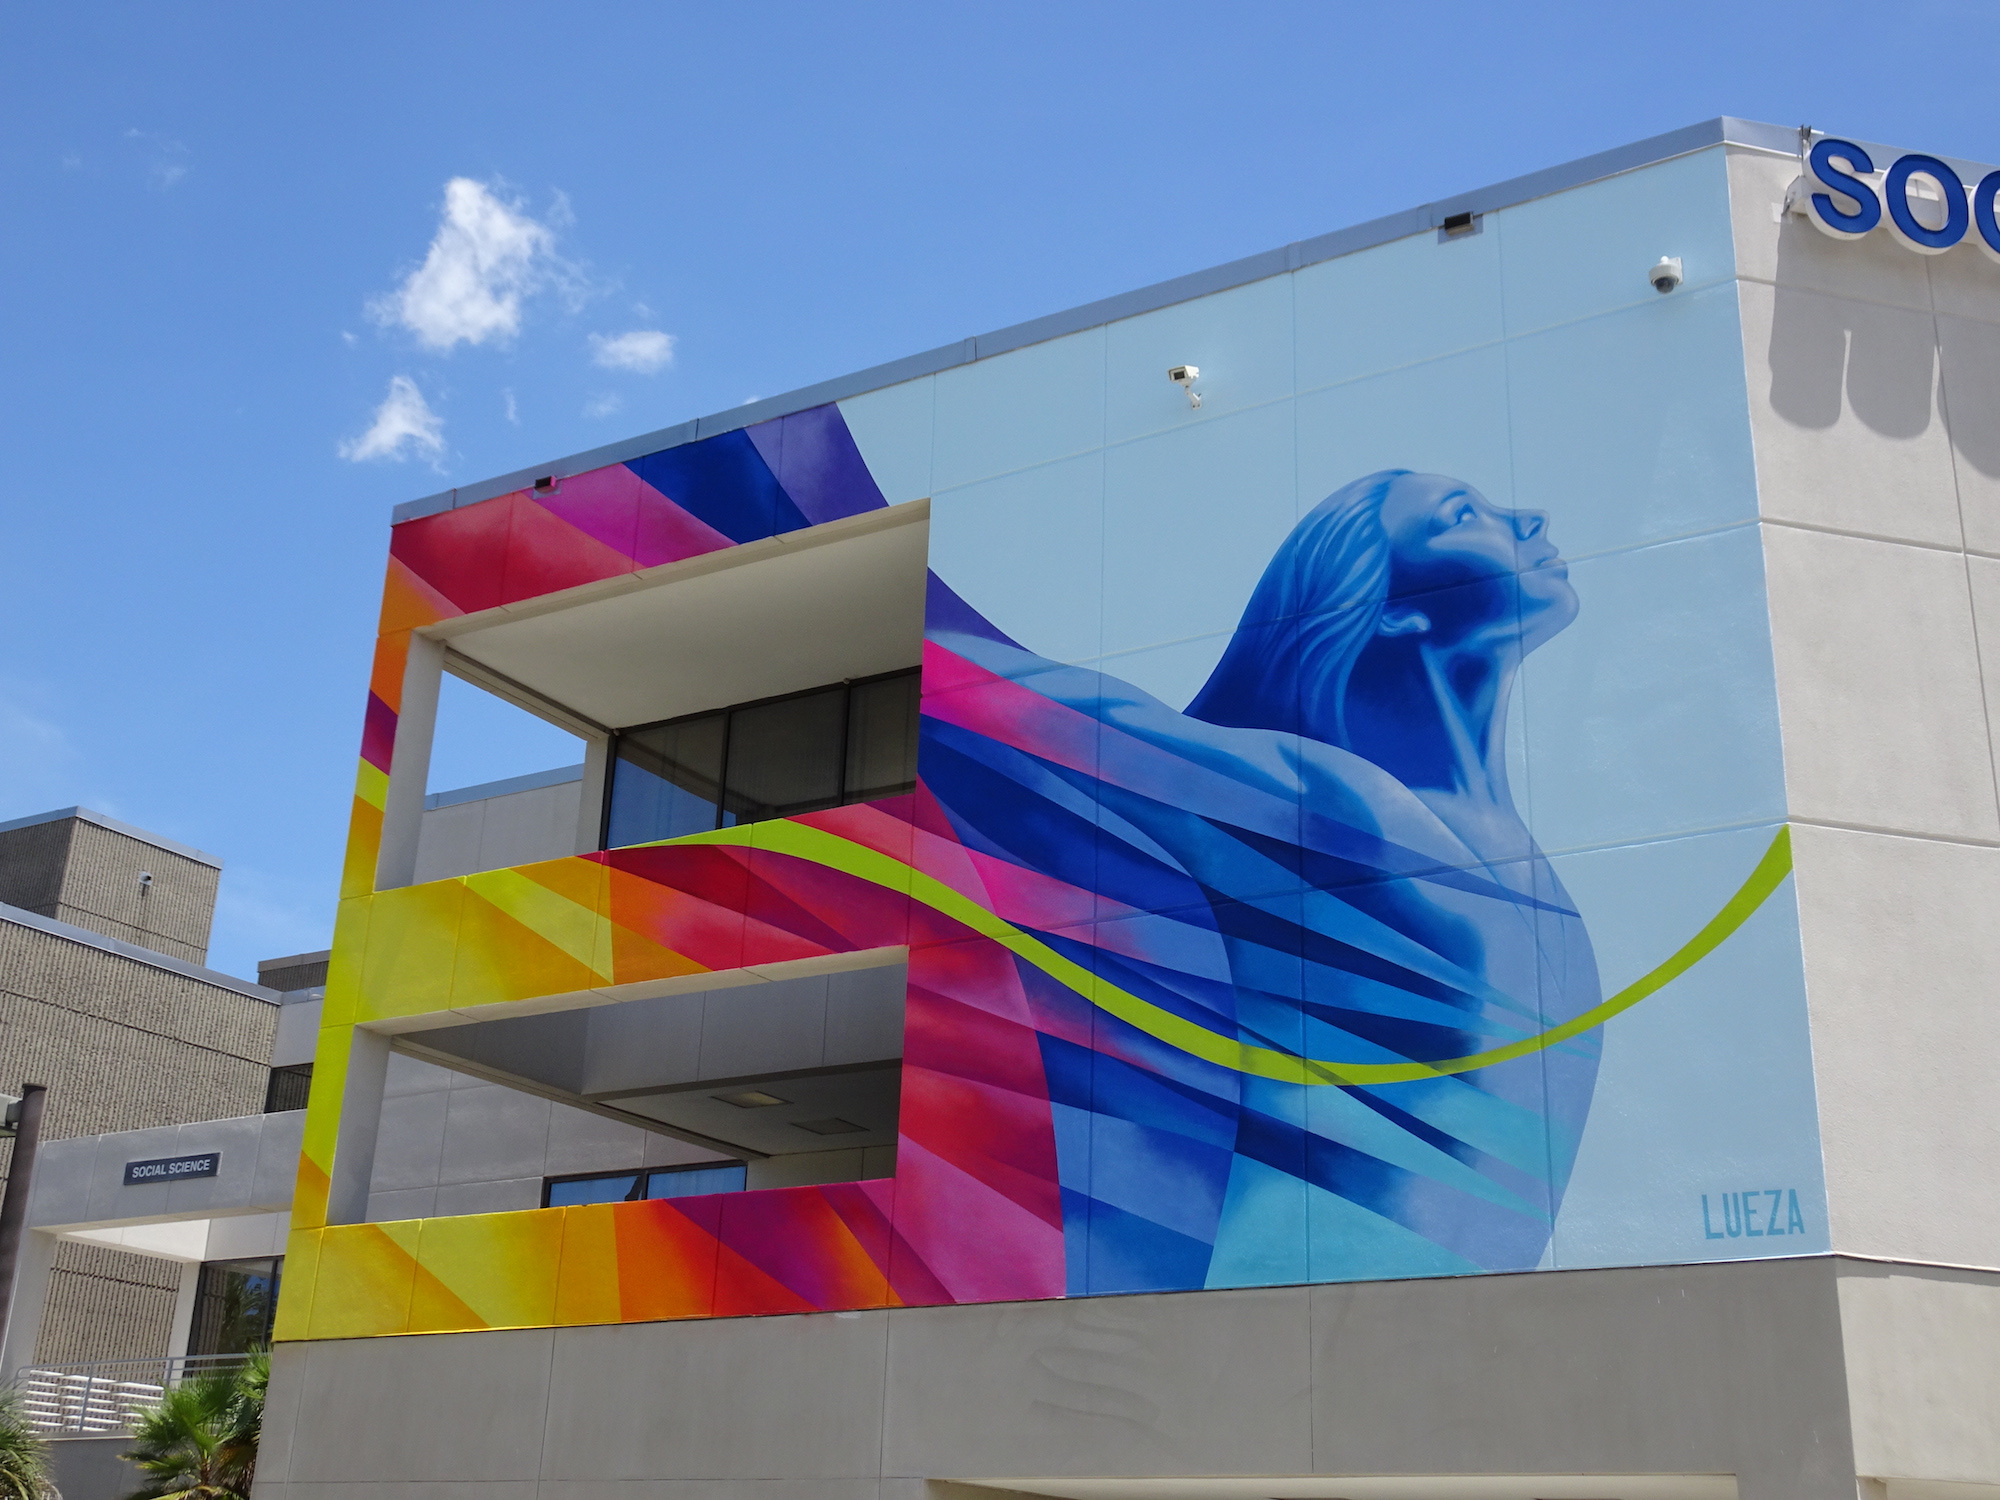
[395,116,1790,524]
[0,901,279,1002]
[424,763,586,810]
[257,948,332,971]
[0,807,224,869]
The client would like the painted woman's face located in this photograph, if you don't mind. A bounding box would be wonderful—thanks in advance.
[1375,473,1577,651]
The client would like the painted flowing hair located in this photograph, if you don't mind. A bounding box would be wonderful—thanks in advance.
[1184,469,1407,747]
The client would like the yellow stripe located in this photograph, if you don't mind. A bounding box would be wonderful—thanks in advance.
[465,867,613,982]
[355,760,389,812]
[671,821,1793,1087]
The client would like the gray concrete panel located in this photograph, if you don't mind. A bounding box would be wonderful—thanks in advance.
[582,992,706,1094]
[1306,1258,1856,1500]
[543,1311,888,1481]
[79,1122,182,1222]
[367,1089,449,1192]
[1791,826,2000,1266]
[543,1107,650,1177]
[26,1135,99,1227]
[282,1327,554,1484]
[882,1286,1312,1481]
[412,777,584,884]
[478,778,583,872]
[411,800,483,886]
[437,1008,591,1094]
[437,1083,550,1186]
[1840,1262,2000,1485]
[47,1436,144,1500]
[249,1109,308,1208]
[432,1176,541,1215]
[260,1258,2000,1494]
[824,963,907,1066]
[1763,525,2000,843]
[383,1049,456,1097]
[698,977,829,1079]
[271,997,323,1068]
[256,1341,309,1489]
[363,1186,436,1222]
[163,1111,268,1215]
[28,1111,301,1232]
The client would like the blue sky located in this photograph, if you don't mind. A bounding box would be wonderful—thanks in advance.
[4,1,1996,978]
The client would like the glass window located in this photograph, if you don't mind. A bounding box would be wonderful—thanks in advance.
[845,670,920,802]
[603,669,922,848]
[606,711,728,848]
[544,1172,642,1208]
[644,1163,748,1199]
[543,1164,747,1207]
[186,1257,282,1356]
[723,687,848,823]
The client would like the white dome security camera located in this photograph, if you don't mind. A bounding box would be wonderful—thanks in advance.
[1649,256,1684,294]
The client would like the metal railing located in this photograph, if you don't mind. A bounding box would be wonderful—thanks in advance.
[13,1353,250,1435]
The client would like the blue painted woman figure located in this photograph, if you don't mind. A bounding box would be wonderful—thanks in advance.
[920,470,1601,1293]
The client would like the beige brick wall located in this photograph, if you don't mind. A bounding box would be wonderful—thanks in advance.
[0,918,278,1365]
[32,1242,181,1367]
[0,817,221,966]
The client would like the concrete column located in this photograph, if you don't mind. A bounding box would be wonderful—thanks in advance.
[575,732,611,855]
[167,1259,202,1359]
[0,1230,57,1377]
[376,633,445,891]
[325,1028,392,1226]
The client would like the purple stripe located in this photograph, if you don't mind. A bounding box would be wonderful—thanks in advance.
[745,404,887,527]
[361,693,398,774]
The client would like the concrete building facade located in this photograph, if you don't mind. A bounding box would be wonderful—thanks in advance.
[0,808,282,1367]
[252,119,2000,1499]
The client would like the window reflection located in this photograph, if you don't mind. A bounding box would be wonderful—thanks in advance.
[186,1257,282,1356]
[543,1163,748,1207]
[604,711,728,848]
[605,669,918,848]
[724,687,847,823]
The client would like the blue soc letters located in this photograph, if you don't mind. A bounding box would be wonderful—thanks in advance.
[1806,137,2000,261]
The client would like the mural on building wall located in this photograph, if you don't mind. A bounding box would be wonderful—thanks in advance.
[285,398,1799,1341]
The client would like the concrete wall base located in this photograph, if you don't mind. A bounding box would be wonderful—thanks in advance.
[249,1256,2000,1500]
[48,1435,141,1500]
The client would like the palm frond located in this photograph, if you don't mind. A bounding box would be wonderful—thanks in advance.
[121,1355,267,1500]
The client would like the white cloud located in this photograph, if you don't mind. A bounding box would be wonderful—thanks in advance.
[583,392,625,419]
[503,388,519,424]
[126,128,189,190]
[590,329,676,374]
[340,376,445,463]
[371,178,561,350]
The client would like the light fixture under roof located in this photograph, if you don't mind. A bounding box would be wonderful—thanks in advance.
[714,1089,789,1109]
[792,1117,866,1136]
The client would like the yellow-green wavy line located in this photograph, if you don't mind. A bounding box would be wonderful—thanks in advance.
[674,822,1793,1088]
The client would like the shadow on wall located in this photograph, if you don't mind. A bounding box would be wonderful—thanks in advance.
[46,1435,142,1500]
[1766,218,2000,477]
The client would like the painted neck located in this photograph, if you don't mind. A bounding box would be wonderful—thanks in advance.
[1338,632,1524,832]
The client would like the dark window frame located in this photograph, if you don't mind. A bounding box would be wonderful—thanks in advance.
[600,666,920,851]
[264,1062,313,1114]
[541,1161,750,1209]
[186,1256,284,1357]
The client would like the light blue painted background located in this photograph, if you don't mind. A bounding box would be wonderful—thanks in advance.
[842,143,1826,1275]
